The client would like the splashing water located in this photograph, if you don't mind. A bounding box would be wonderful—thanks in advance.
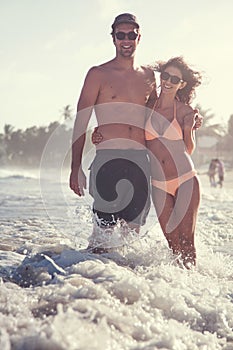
[0,170,233,349]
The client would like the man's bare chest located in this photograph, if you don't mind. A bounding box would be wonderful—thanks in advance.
[99,73,152,103]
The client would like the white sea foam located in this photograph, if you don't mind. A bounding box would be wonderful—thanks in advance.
[0,170,233,349]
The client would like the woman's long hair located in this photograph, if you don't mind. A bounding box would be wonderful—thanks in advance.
[153,56,202,104]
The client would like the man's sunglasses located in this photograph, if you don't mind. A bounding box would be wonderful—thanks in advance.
[115,31,138,40]
[161,71,184,84]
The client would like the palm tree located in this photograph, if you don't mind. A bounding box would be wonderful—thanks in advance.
[193,104,226,166]
[227,114,233,137]
[195,104,225,138]
[4,124,14,141]
[60,105,73,122]
[219,114,233,165]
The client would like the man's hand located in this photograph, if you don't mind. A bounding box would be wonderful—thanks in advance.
[69,168,86,196]
[193,108,203,130]
[92,127,103,145]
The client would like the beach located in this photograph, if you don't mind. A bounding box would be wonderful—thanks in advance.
[0,167,233,350]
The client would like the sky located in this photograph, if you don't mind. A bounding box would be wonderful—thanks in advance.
[1,0,233,132]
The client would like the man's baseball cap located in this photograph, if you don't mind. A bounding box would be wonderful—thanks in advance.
[111,13,140,32]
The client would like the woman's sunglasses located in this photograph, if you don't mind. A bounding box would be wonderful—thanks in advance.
[115,31,138,41]
[161,71,184,84]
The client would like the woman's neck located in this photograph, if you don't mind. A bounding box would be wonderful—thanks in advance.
[156,94,175,110]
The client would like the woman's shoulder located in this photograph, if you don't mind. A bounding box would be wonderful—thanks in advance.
[177,101,193,117]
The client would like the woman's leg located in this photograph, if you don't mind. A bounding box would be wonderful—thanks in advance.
[152,187,181,255]
[174,176,200,267]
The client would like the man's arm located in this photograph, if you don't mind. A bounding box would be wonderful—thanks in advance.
[70,67,101,196]
[145,68,157,121]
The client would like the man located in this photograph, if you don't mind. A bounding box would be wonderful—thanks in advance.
[69,13,156,250]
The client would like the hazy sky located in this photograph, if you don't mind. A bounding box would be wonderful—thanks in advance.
[1,0,233,131]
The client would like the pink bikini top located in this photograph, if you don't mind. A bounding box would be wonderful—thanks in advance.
[145,101,183,141]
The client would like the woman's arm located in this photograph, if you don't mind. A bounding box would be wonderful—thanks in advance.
[183,108,197,154]
[193,108,203,129]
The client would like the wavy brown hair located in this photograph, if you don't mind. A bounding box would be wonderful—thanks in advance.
[153,56,202,104]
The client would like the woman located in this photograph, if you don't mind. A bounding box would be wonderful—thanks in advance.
[145,56,202,268]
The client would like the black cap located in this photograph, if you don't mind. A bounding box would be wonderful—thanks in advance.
[111,13,140,32]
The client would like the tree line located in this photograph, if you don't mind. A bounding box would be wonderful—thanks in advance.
[0,105,233,168]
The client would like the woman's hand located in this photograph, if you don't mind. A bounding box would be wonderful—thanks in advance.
[184,109,203,130]
[91,127,103,145]
[193,108,203,130]
[184,111,196,129]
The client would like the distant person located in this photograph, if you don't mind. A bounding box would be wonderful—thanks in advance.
[215,159,225,187]
[208,159,217,187]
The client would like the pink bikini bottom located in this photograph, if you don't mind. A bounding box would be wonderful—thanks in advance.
[151,170,197,196]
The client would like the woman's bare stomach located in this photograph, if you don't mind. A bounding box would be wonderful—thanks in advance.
[149,154,195,180]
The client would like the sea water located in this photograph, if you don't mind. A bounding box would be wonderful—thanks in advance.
[0,167,233,350]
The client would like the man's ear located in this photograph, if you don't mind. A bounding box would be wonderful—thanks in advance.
[112,34,116,45]
[137,33,141,44]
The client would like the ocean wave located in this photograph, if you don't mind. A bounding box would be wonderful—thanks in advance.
[0,168,39,180]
